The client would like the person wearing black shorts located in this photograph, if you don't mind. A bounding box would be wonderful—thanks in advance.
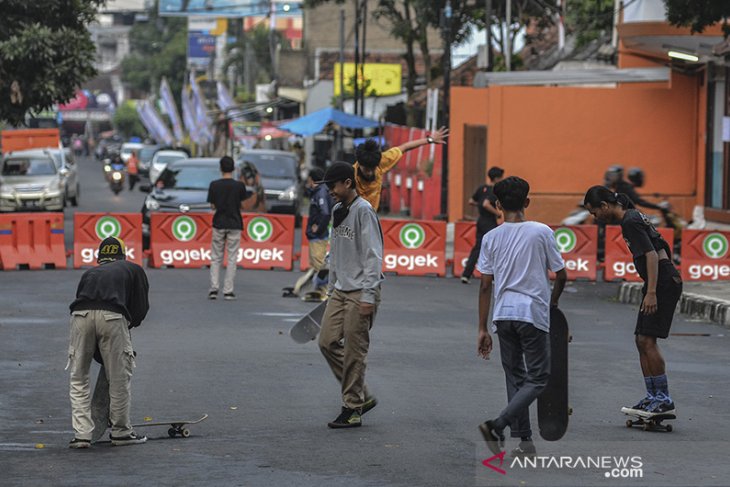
[584,186,682,417]
[461,167,503,283]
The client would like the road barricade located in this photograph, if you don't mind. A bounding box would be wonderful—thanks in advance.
[453,221,479,278]
[0,213,66,270]
[240,213,294,270]
[381,219,446,276]
[680,229,730,281]
[604,225,675,281]
[551,225,598,280]
[73,213,143,267]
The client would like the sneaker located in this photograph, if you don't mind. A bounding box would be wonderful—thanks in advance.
[327,407,362,429]
[641,400,676,418]
[68,438,91,449]
[208,291,218,300]
[461,276,470,284]
[224,293,236,301]
[110,432,147,446]
[620,396,653,415]
[511,440,537,459]
[479,420,505,456]
[361,396,378,415]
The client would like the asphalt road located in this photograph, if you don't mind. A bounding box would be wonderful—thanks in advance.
[1,157,729,487]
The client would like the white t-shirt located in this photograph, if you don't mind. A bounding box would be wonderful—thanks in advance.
[476,221,565,333]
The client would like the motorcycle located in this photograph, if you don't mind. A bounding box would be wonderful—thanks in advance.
[108,162,125,195]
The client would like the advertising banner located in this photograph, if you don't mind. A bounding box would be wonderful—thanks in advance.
[73,213,143,268]
[681,230,730,281]
[550,225,598,281]
[381,219,446,276]
[453,221,479,278]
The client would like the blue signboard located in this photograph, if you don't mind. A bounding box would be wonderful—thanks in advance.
[188,31,216,67]
[160,0,302,17]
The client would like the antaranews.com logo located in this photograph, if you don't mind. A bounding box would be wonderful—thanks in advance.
[482,452,643,479]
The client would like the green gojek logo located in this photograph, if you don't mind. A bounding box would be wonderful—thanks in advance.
[553,228,577,254]
[171,216,198,242]
[399,223,426,249]
[247,216,274,242]
[95,216,122,239]
[702,233,729,259]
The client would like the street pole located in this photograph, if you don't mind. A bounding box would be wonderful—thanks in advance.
[440,0,452,218]
[505,0,511,71]
[485,0,493,71]
[353,0,360,116]
[359,0,367,117]
[269,0,278,87]
[338,8,345,156]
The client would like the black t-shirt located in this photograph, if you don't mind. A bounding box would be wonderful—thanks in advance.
[207,178,249,230]
[472,184,498,230]
[620,209,671,281]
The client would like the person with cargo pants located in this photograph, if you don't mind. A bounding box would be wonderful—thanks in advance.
[67,236,149,448]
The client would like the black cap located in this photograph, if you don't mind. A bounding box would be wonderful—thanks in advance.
[308,167,325,182]
[97,237,126,264]
[317,161,354,185]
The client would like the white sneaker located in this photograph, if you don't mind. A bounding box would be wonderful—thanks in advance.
[111,432,147,446]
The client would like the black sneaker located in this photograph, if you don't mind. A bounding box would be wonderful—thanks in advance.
[224,293,236,301]
[361,396,378,415]
[461,276,470,284]
[68,438,91,449]
[110,432,147,446]
[479,420,505,455]
[642,400,676,417]
[621,396,653,415]
[208,291,218,300]
[511,440,537,458]
[327,407,362,429]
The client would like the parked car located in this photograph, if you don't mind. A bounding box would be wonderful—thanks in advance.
[236,149,300,215]
[120,142,144,163]
[0,153,65,212]
[149,149,189,184]
[2,148,79,207]
[137,144,160,178]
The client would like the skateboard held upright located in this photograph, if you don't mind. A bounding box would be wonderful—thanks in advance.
[537,307,570,441]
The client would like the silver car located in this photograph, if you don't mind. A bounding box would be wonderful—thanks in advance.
[3,148,79,207]
[0,153,65,212]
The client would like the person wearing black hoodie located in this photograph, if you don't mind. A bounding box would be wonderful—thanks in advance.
[67,237,149,448]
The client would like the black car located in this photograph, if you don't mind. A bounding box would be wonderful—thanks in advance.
[236,149,300,215]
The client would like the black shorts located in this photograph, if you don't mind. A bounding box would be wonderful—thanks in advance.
[635,260,682,339]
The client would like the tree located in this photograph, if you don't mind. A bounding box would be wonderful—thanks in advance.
[664,0,730,37]
[0,0,104,126]
[564,0,614,48]
[223,23,290,96]
[113,101,146,139]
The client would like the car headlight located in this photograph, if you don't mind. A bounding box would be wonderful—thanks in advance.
[277,185,298,201]
[145,198,160,211]
[112,172,123,181]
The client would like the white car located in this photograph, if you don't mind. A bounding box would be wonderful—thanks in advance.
[149,150,189,183]
[120,142,144,163]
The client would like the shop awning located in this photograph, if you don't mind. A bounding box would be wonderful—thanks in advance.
[279,107,379,136]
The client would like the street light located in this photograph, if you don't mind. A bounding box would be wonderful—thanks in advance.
[668,50,699,63]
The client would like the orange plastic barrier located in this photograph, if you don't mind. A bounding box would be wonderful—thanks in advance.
[550,225,598,280]
[239,213,294,270]
[73,213,143,267]
[0,213,66,270]
[680,229,730,281]
[453,221,479,278]
[381,219,446,276]
[604,225,675,281]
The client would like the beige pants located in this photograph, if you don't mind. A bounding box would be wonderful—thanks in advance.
[210,228,242,294]
[68,310,135,440]
[318,287,380,409]
[293,239,329,294]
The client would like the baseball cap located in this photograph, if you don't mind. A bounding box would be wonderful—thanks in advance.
[97,236,127,264]
[317,161,355,185]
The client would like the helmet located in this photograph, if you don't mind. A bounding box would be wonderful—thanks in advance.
[628,167,644,188]
[603,165,624,187]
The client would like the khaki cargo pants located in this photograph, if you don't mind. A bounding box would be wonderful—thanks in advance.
[318,287,380,410]
[68,310,135,440]
[210,228,242,295]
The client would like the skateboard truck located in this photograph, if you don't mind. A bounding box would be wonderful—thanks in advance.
[625,413,675,432]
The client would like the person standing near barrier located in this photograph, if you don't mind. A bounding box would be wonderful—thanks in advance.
[354,127,449,211]
[207,156,250,301]
[127,151,140,191]
[317,162,384,428]
[477,177,567,457]
[461,167,504,284]
[583,186,681,418]
[68,237,149,448]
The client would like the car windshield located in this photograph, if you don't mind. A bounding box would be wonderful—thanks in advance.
[157,154,187,164]
[139,147,158,162]
[157,165,219,190]
[2,158,56,176]
[240,153,297,179]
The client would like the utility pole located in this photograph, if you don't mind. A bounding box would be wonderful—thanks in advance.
[338,8,345,156]
[268,0,278,88]
[440,0,452,218]
[485,0,494,71]
[359,0,368,117]
[353,0,361,116]
[505,0,512,71]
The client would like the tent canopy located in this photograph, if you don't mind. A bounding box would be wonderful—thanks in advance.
[279,107,379,136]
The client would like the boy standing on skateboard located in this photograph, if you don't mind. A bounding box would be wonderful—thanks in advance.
[317,162,383,428]
[476,177,567,456]
[584,186,681,417]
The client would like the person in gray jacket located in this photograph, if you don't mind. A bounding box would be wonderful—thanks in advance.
[317,162,384,428]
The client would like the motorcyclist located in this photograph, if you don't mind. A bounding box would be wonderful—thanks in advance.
[606,166,665,212]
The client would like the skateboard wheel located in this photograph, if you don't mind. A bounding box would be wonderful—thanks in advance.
[168,428,176,438]
[568,407,573,415]
[642,423,650,431]
[665,424,673,432]
[626,420,633,428]
[181,428,190,438]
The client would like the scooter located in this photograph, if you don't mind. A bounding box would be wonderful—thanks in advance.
[109,163,125,195]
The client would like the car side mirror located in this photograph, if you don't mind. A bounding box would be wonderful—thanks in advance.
[139,183,152,193]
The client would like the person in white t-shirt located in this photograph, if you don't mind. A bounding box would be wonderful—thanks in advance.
[475,176,567,458]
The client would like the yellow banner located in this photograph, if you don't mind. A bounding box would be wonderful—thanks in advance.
[334,63,402,97]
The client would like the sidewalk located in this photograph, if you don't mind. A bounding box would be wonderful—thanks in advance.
[618,280,730,328]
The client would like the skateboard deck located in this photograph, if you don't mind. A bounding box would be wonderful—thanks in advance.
[624,412,675,432]
[290,301,328,343]
[132,414,209,438]
[537,307,570,441]
[90,365,110,443]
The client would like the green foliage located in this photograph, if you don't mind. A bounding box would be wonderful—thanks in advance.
[664,0,730,37]
[0,0,104,126]
[565,0,614,48]
[113,101,146,139]
[224,24,290,86]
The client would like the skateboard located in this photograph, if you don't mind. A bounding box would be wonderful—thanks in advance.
[132,414,208,438]
[624,412,675,432]
[282,286,297,298]
[537,307,570,442]
[290,300,328,343]
[91,365,111,443]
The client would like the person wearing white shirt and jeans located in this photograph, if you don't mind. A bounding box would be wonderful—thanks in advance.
[475,176,567,458]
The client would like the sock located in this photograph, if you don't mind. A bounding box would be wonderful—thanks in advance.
[644,376,655,399]
[653,375,671,402]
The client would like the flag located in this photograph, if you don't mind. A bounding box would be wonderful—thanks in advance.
[216,81,236,112]
[181,87,202,145]
[189,72,213,144]
[136,100,174,146]
[159,78,184,143]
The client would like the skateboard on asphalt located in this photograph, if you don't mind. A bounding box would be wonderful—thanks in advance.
[132,414,209,438]
[624,412,675,432]
[290,300,328,343]
[91,365,110,443]
[537,307,571,441]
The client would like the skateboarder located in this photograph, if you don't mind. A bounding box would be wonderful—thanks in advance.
[317,162,383,428]
[476,176,567,457]
[584,186,681,417]
[354,126,449,211]
[67,237,149,448]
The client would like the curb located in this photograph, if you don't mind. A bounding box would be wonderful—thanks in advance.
[617,282,730,329]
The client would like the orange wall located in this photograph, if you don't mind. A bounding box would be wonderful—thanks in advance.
[449,72,703,224]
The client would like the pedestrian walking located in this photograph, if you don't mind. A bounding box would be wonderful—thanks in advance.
[127,150,140,191]
[317,162,383,428]
[207,156,250,301]
[67,236,149,448]
[476,176,567,457]
[583,186,681,417]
